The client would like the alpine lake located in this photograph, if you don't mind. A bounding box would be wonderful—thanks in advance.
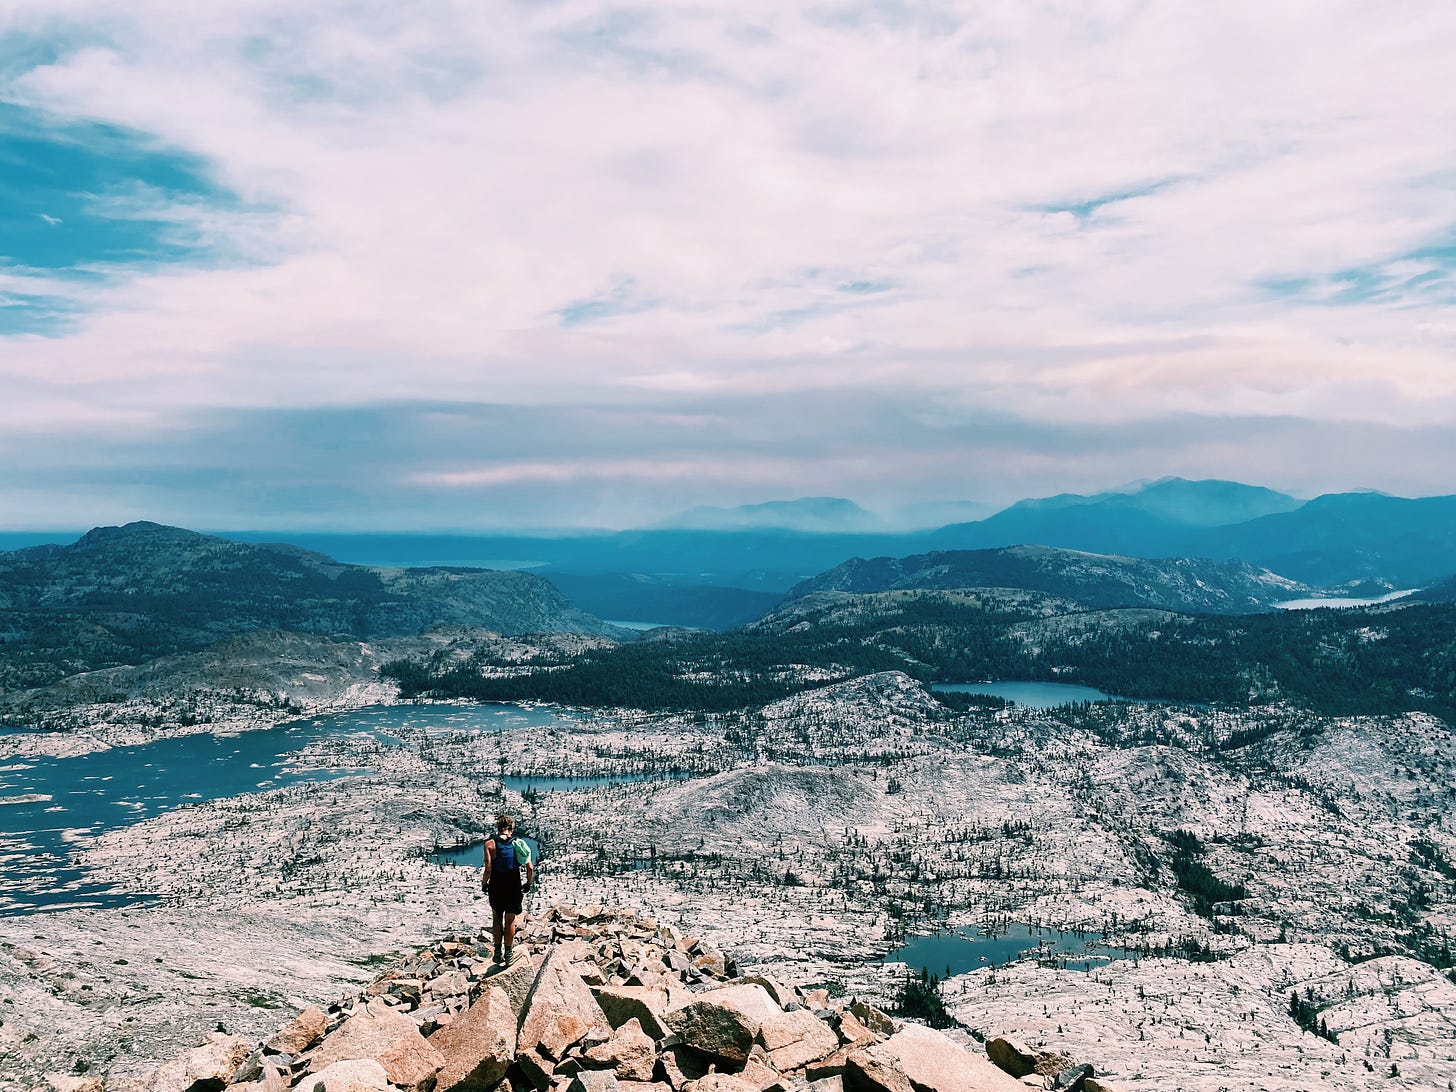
[0,703,674,915]
[887,922,1142,977]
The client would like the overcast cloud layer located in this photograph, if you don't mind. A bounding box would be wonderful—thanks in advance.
[2,1,1454,530]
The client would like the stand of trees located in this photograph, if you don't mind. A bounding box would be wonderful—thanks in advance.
[386,595,1456,720]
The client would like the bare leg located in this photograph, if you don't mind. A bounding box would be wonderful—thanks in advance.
[503,912,517,947]
[492,908,504,950]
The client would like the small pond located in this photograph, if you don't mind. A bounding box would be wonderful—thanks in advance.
[430,836,542,868]
[887,923,1140,976]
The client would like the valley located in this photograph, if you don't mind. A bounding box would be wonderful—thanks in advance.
[5,672,1456,1089]
[1,512,1455,1091]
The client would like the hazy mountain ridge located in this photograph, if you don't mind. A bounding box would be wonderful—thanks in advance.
[0,522,617,692]
[658,495,884,532]
[1191,491,1456,586]
[996,477,1303,526]
[789,544,1308,613]
[1413,574,1456,603]
[185,480,1456,604]
[925,478,1303,557]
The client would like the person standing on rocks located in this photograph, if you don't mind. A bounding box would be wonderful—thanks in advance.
[482,813,533,965]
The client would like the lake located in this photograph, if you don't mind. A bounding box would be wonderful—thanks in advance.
[0,702,583,914]
[932,681,1122,707]
[887,922,1140,977]
[1276,591,1415,610]
[429,835,541,868]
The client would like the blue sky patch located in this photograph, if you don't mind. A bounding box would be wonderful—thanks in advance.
[556,278,655,327]
[1258,236,1455,308]
[0,101,239,272]
[0,81,261,337]
[1036,178,1182,221]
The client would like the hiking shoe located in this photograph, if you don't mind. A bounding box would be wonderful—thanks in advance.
[492,944,503,965]
[504,945,514,965]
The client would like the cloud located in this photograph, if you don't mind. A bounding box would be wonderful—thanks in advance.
[0,1,1454,527]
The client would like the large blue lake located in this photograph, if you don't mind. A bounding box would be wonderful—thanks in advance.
[0,703,582,914]
[1275,591,1415,610]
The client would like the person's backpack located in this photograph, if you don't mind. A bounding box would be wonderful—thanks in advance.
[492,835,517,872]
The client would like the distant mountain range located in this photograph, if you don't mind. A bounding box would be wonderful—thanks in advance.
[0,522,615,691]
[7,478,1455,630]
[658,497,884,533]
[656,495,995,533]
[790,545,1308,613]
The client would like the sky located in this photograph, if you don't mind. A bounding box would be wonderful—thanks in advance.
[1,1,1454,531]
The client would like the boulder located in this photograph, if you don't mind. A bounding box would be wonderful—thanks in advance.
[267,1005,328,1055]
[683,1078,760,1092]
[985,1037,1037,1079]
[1053,1065,1093,1091]
[804,1046,856,1080]
[596,985,671,1039]
[481,950,540,1018]
[584,1017,657,1081]
[759,1009,839,1070]
[836,1010,876,1047]
[430,985,516,1092]
[1034,1053,1073,1078]
[45,1078,105,1092]
[228,1071,288,1092]
[518,949,611,1060]
[736,1058,785,1092]
[658,1042,711,1090]
[227,1054,289,1092]
[307,1058,390,1092]
[847,1025,1027,1092]
[569,1074,621,1092]
[515,1049,557,1090]
[427,970,471,1000]
[310,1006,420,1072]
[847,1002,896,1040]
[375,1030,446,1092]
[733,975,793,1008]
[146,1031,252,1092]
[664,984,780,1064]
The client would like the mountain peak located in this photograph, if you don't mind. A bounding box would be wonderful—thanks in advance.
[74,521,205,547]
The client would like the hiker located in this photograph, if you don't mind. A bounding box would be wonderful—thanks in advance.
[482,813,533,965]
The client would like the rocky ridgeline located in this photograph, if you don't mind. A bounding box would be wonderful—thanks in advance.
[76,906,1117,1092]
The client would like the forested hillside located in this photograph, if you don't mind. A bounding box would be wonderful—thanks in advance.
[791,545,1307,611]
[385,588,1456,720]
[0,522,614,691]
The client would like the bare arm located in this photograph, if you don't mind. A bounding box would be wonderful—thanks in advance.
[481,840,494,891]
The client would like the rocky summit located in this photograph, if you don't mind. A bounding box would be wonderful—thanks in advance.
[76,905,1114,1092]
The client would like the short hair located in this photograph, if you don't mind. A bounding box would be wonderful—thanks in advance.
[495,813,514,831]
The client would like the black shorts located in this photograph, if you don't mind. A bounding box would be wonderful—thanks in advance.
[488,869,523,915]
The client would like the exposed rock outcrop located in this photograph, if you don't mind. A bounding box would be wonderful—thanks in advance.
[125,905,1110,1092]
